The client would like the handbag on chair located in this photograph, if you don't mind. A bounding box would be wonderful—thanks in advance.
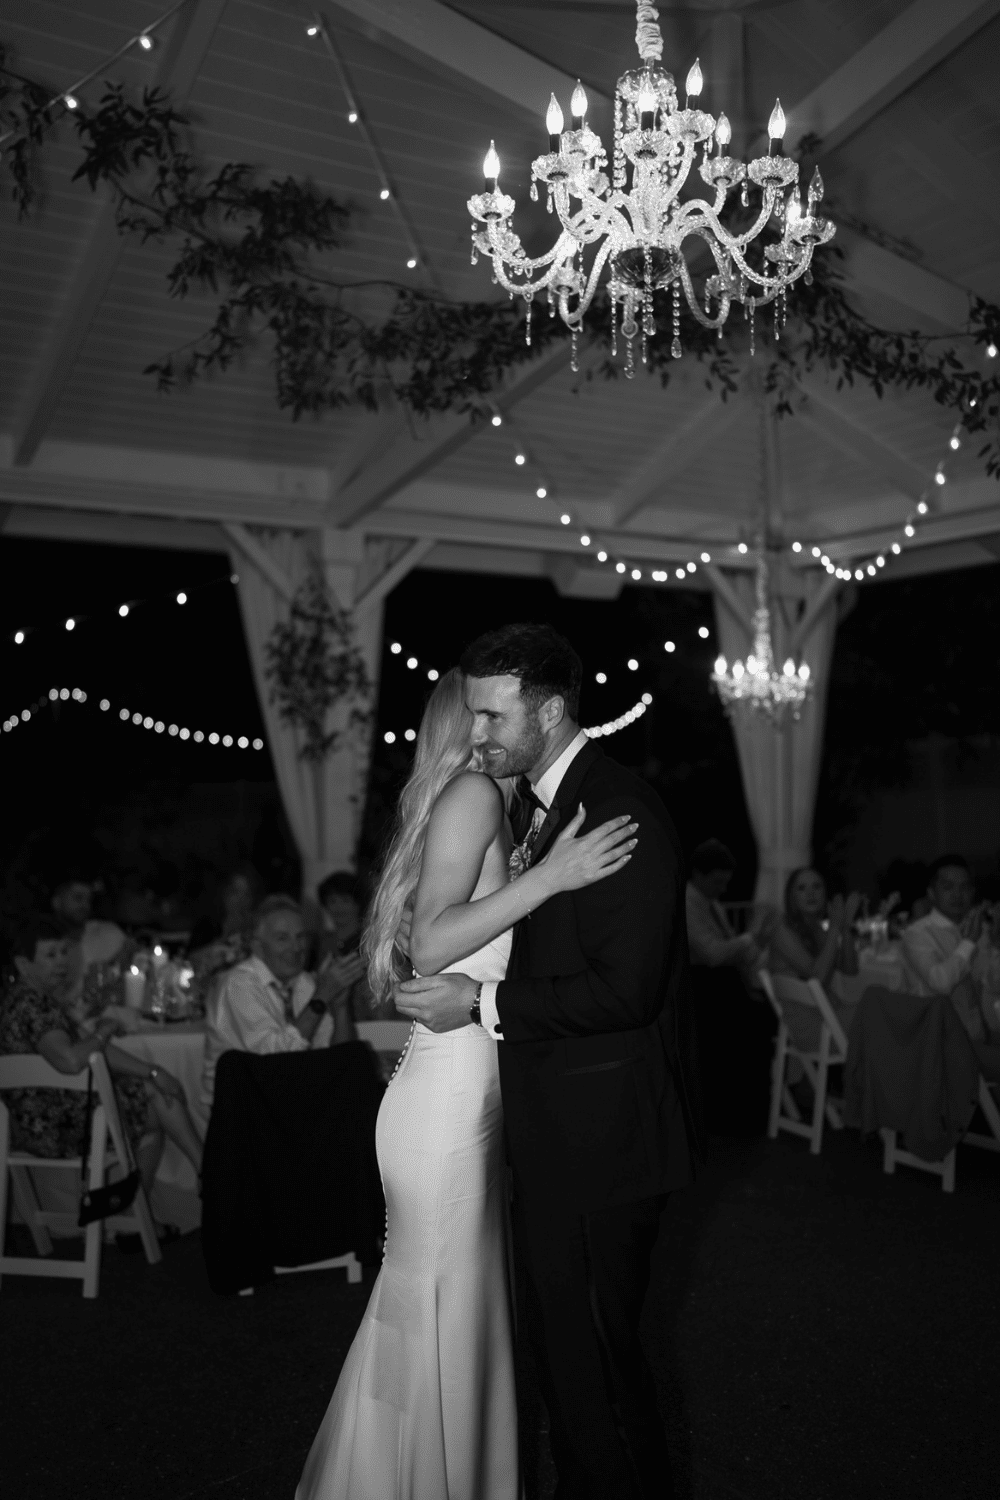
[77,1067,140,1227]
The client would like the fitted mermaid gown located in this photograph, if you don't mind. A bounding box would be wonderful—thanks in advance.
[295,912,518,1500]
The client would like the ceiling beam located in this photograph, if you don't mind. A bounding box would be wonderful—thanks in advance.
[795,384,930,504]
[614,393,736,527]
[838,230,970,332]
[354,537,435,615]
[11,0,230,467]
[0,504,226,553]
[754,0,1000,157]
[222,523,295,601]
[324,0,601,116]
[330,342,575,525]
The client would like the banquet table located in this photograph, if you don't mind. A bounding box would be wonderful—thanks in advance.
[117,1022,208,1232]
[830,943,908,1033]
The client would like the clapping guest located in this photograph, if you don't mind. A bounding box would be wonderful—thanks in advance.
[686,840,779,1134]
[901,855,992,1043]
[315,871,373,1018]
[0,917,203,1242]
[685,840,778,978]
[200,895,363,1112]
[770,867,861,988]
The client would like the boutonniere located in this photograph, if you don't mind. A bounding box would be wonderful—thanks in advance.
[508,838,534,883]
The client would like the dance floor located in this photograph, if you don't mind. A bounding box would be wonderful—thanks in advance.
[4,1128,998,1500]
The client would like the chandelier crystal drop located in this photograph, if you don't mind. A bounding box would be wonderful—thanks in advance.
[712,552,812,724]
[468,1,835,373]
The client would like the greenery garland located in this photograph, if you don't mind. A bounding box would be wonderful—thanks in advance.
[2,48,998,475]
[264,571,372,763]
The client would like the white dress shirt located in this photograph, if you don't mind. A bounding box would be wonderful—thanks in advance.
[479,729,590,1040]
[901,906,976,997]
[200,954,317,1110]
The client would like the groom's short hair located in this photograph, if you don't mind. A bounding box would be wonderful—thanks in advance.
[460,623,583,719]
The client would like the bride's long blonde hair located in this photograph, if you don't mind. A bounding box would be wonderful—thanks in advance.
[362,668,476,1008]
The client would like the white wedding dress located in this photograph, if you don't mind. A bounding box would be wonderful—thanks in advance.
[296,894,518,1500]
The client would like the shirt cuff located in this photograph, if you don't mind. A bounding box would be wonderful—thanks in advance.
[479,981,503,1041]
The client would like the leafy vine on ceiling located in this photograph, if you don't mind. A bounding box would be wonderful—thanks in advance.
[2,48,998,476]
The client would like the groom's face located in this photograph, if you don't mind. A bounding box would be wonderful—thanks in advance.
[465,674,546,780]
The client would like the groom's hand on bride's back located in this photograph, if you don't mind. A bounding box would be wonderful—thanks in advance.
[394,972,478,1032]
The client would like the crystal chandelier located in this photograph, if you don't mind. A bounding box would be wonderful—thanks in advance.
[468,1,835,374]
[712,552,812,724]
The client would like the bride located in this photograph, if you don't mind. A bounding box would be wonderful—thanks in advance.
[296,668,636,1500]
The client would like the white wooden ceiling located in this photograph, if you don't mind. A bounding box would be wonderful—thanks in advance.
[2,0,999,597]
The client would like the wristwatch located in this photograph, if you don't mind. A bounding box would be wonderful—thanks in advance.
[307,997,327,1017]
[469,981,483,1027]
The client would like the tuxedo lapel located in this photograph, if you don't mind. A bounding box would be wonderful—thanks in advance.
[528,739,602,867]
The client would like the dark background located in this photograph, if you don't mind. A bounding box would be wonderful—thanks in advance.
[2,537,999,945]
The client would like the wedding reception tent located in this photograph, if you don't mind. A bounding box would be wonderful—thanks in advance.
[3,0,999,900]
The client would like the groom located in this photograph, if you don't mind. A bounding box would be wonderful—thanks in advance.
[395,622,701,1500]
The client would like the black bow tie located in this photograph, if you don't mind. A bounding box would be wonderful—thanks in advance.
[517,777,547,814]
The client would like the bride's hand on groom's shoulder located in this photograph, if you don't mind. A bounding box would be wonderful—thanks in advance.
[394,972,477,1032]
[536,804,638,896]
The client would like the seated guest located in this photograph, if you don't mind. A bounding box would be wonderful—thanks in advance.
[189,866,262,956]
[315,871,373,1018]
[51,874,127,1009]
[0,916,203,1239]
[901,855,991,1041]
[686,841,778,1135]
[201,895,363,1111]
[686,839,777,979]
[770,867,861,988]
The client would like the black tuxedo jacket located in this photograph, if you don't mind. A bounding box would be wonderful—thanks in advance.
[496,739,703,1211]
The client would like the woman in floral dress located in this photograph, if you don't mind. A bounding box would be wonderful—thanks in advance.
[0,916,203,1231]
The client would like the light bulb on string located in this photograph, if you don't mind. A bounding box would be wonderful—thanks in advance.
[138,33,154,51]
[536,486,547,498]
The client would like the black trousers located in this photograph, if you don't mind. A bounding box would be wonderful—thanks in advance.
[514,1189,672,1500]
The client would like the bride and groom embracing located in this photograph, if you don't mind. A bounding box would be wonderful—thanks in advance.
[297,623,701,1500]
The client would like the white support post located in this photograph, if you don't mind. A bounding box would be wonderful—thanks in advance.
[708,563,841,906]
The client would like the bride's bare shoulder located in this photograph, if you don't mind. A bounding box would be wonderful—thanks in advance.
[430,770,504,829]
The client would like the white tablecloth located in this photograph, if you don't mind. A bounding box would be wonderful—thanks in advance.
[118,1024,207,1231]
[830,944,908,1037]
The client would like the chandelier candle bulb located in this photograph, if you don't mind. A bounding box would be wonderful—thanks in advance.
[767,99,786,143]
[685,59,703,101]
[546,94,565,148]
[571,81,589,126]
[714,112,731,152]
[483,142,500,190]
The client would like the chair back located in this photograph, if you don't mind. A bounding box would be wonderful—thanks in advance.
[0,1054,90,1092]
[760,972,848,1059]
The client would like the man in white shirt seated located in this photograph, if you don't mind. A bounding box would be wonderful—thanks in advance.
[201,894,363,1112]
[902,854,989,1041]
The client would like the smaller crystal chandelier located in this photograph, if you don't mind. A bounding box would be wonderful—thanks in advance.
[712,552,812,724]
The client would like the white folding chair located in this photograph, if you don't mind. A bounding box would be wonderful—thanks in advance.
[759,971,849,1155]
[879,1063,1000,1196]
[0,1051,161,1297]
